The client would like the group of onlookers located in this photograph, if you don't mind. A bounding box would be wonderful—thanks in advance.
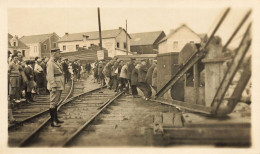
[7,51,92,123]
[61,59,92,83]
[8,52,50,123]
[91,57,157,100]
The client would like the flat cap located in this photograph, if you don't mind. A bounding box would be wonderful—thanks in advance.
[51,48,61,53]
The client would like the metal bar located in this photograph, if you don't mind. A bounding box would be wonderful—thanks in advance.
[211,23,251,115]
[62,92,124,146]
[155,8,230,98]
[222,9,252,52]
[98,7,102,50]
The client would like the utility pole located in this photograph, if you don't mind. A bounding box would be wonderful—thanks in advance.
[98,7,102,50]
[126,19,128,55]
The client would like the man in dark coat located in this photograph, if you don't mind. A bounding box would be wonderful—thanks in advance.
[24,60,36,103]
[85,63,91,77]
[131,63,140,97]
[62,59,69,83]
[145,60,157,91]
[126,58,136,94]
[138,60,152,100]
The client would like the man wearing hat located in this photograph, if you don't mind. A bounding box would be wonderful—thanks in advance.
[46,48,64,127]
[146,59,157,91]
[126,58,136,94]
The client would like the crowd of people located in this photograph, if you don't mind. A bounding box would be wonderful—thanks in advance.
[8,51,157,124]
[7,51,91,124]
[91,57,157,100]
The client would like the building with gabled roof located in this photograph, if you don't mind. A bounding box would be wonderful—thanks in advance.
[58,27,132,57]
[158,24,206,54]
[20,32,60,58]
[8,33,30,58]
[130,31,165,54]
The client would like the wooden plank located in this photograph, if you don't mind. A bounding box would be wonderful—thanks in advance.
[163,127,250,143]
[151,98,212,115]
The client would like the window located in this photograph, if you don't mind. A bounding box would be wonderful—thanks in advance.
[123,42,127,49]
[90,44,94,47]
[116,42,120,48]
[76,44,79,50]
[44,44,47,50]
[63,45,66,51]
[34,46,38,53]
[13,42,16,47]
[22,50,25,56]
[173,41,178,49]
[53,42,57,48]
[83,46,86,48]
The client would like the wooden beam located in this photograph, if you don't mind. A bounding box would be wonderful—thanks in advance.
[193,63,199,104]
[211,23,252,114]
[227,56,251,113]
[222,9,252,52]
[151,98,212,115]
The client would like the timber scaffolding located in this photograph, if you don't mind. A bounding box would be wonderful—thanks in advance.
[154,8,252,117]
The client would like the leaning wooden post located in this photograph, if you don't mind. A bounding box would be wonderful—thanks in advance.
[193,62,199,104]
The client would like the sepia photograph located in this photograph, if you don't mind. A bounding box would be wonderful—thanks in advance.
[1,0,260,153]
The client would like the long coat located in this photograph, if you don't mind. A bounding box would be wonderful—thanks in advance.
[111,62,118,77]
[119,64,128,79]
[103,62,112,77]
[127,63,135,80]
[131,68,139,86]
[138,65,148,83]
[46,58,65,91]
[24,65,36,92]
[145,64,156,85]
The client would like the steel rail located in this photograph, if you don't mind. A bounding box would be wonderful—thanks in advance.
[18,84,106,147]
[18,80,75,147]
[62,91,124,147]
[8,81,75,130]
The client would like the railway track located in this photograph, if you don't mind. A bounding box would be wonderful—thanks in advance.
[8,82,73,130]
[8,78,250,147]
[9,78,124,147]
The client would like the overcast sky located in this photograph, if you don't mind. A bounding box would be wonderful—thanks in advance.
[8,8,251,47]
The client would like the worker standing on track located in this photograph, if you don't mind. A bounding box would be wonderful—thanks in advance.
[46,48,64,127]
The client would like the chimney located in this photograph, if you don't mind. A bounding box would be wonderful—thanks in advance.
[82,35,89,42]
